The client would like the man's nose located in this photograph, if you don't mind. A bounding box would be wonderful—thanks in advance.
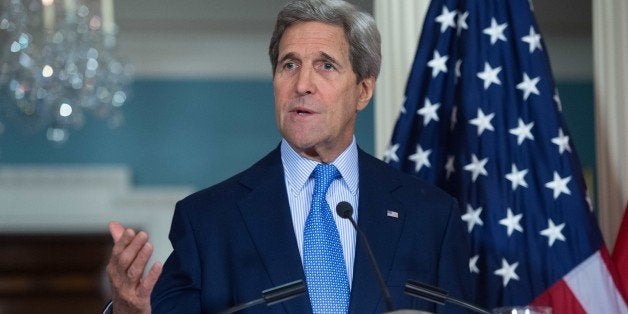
[295,67,315,95]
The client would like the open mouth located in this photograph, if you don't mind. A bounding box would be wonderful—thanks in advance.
[292,108,314,116]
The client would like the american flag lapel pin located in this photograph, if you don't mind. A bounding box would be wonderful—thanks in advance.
[386,210,399,219]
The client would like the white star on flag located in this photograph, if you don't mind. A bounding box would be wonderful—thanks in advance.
[505,164,529,190]
[400,95,407,114]
[483,17,508,45]
[427,50,449,77]
[551,128,571,154]
[477,62,502,90]
[461,204,484,232]
[494,258,520,287]
[456,11,469,35]
[408,145,432,172]
[450,106,458,130]
[383,143,399,163]
[445,155,455,179]
[516,72,541,101]
[499,208,524,236]
[463,154,489,182]
[469,108,495,136]
[544,171,572,199]
[586,195,594,212]
[435,5,456,33]
[417,98,441,126]
[521,26,542,53]
[540,219,566,247]
[454,59,462,83]
[469,255,480,274]
[509,119,535,145]
[554,89,563,112]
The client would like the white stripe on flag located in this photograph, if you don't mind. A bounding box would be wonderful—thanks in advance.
[563,251,628,313]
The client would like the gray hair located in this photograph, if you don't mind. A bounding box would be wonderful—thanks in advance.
[269,0,381,82]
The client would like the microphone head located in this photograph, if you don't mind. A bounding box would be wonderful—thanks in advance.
[336,201,353,219]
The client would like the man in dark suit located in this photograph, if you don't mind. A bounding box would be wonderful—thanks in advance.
[106,0,473,313]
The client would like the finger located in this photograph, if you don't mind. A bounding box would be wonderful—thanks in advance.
[116,231,149,272]
[108,228,137,281]
[109,221,126,243]
[126,241,154,282]
[111,228,137,257]
[138,262,163,298]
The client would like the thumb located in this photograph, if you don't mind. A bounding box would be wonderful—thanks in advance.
[108,221,125,243]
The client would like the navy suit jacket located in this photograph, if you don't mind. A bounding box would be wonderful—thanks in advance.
[151,147,473,313]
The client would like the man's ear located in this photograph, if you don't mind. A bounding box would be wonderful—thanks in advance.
[356,76,375,112]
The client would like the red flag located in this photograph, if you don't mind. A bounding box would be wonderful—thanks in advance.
[613,204,628,300]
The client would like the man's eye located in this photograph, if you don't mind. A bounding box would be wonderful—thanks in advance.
[323,63,335,71]
[283,62,297,70]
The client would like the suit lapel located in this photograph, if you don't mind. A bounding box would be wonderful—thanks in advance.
[234,148,405,313]
[237,149,311,312]
[349,150,405,313]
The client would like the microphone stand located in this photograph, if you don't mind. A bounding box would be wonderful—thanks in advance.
[405,280,490,314]
[218,279,306,314]
[336,201,488,314]
[336,201,395,312]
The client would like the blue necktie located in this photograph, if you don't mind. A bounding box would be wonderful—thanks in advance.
[303,164,350,314]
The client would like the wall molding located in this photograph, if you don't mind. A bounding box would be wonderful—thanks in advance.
[0,165,193,266]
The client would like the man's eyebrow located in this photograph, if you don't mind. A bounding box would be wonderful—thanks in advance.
[277,51,343,69]
[278,52,299,64]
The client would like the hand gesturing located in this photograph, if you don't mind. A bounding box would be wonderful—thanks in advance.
[106,221,162,314]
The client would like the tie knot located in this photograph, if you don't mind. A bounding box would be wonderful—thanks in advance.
[313,163,340,192]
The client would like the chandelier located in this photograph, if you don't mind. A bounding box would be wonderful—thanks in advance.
[0,0,132,143]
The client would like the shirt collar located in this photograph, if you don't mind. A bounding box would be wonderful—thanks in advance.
[281,137,359,197]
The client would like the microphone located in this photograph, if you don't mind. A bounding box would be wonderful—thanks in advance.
[405,280,490,314]
[336,201,395,312]
[219,279,307,314]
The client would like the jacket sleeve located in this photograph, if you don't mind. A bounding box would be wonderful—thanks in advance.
[151,201,202,313]
[436,198,475,313]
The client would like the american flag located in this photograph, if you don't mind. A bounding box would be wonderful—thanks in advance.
[385,0,628,312]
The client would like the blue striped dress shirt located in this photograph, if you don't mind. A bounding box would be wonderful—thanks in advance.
[280,138,359,289]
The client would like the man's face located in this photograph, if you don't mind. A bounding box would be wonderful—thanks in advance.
[273,21,374,163]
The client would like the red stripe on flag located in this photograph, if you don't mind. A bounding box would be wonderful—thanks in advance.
[531,279,586,314]
[602,246,628,303]
[613,205,628,302]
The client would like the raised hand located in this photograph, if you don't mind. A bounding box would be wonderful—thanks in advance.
[106,221,162,314]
